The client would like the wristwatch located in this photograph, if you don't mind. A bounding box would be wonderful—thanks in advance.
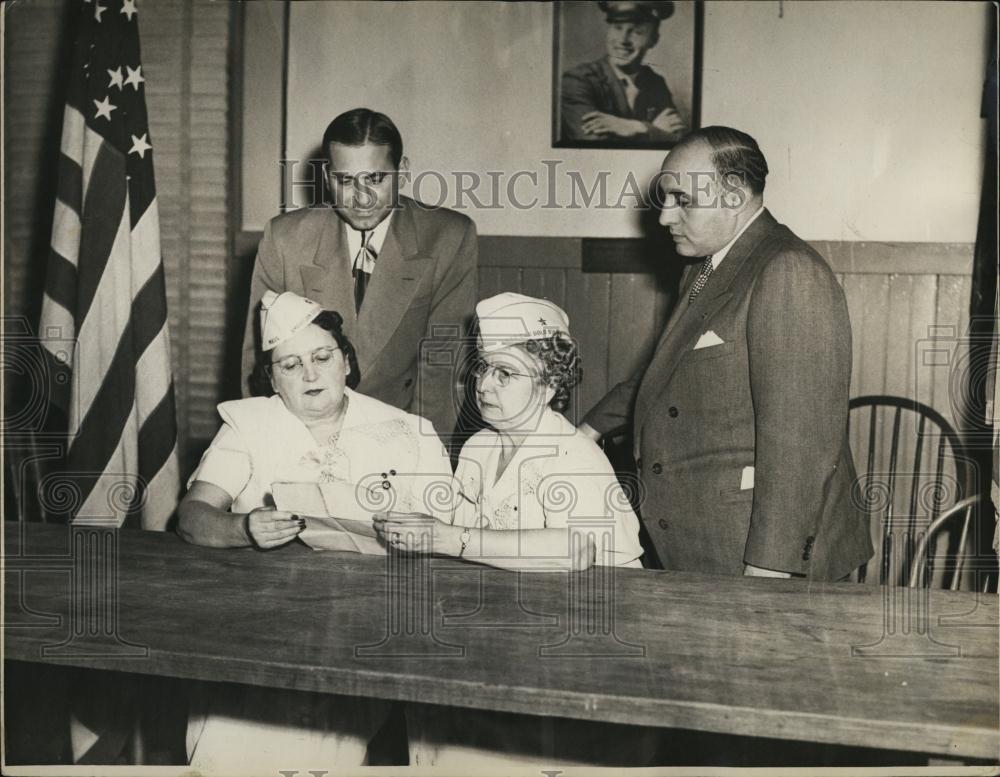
[458,527,472,558]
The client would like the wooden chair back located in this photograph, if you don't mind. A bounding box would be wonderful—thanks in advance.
[848,395,972,588]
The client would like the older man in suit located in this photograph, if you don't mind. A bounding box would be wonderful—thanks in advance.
[581,126,873,580]
[241,108,477,445]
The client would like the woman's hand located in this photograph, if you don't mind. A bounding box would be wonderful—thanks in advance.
[372,512,457,555]
[245,507,305,549]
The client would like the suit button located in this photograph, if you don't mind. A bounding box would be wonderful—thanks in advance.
[658,518,669,530]
[404,378,413,389]
[651,462,663,475]
[668,406,679,418]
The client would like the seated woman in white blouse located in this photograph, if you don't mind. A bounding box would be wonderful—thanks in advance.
[375,292,645,570]
[374,292,656,768]
[177,290,452,773]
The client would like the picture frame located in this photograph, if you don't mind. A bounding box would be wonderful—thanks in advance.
[553,0,703,149]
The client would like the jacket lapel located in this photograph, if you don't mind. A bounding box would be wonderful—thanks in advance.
[353,198,433,373]
[599,58,633,119]
[299,211,357,328]
[634,210,778,441]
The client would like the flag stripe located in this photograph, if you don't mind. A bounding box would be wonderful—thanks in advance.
[141,443,180,530]
[58,104,86,169]
[71,416,138,526]
[68,265,176,490]
[70,203,133,427]
[134,319,172,426]
[51,200,82,270]
[137,389,178,488]
[128,200,164,291]
[57,152,84,218]
[71,198,164,425]
[40,252,79,334]
[60,105,103,207]
[40,347,73,420]
[75,142,127,324]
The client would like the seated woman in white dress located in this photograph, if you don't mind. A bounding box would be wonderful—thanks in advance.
[374,292,658,767]
[177,290,452,774]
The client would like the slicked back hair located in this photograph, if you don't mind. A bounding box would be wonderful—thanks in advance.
[322,108,403,169]
[678,126,769,196]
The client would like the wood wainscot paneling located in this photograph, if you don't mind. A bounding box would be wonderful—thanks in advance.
[481,236,974,426]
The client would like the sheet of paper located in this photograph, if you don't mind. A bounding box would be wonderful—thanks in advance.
[271,481,386,555]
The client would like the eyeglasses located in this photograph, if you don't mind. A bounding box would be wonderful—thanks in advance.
[268,346,341,377]
[472,360,536,388]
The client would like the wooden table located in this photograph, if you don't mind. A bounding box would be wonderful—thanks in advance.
[4,522,998,761]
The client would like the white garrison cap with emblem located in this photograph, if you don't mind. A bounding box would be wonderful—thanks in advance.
[476,292,571,352]
[259,290,323,351]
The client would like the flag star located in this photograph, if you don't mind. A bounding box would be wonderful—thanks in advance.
[120,0,138,20]
[107,66,124,90]
[93,2,106,21]
[93,95,116,121]
[124,65,144,90]
[129,133,152,159]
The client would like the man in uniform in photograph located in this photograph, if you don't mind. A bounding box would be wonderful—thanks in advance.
[241,108,477,443]
[560,0,687,145]
[580,126,873,581]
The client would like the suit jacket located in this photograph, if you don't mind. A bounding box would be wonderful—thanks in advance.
[584,210,873,580]
[241,196,477,443]
[560,57,682,144]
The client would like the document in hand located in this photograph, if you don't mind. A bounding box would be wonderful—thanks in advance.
[271,481,386,555]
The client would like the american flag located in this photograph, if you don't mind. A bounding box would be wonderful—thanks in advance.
[39,0,180,530]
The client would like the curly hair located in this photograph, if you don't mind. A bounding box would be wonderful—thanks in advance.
[518,333,581,412]
[248,310,361,397]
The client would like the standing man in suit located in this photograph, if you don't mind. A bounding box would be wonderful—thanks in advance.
[560,1,686,145]
[241,108,477,445]
[581,126,872,580]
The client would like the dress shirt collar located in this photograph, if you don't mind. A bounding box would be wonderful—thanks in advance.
[709,205,764,270]
[344,211,393,259]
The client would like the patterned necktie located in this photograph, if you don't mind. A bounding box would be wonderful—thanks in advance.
[688,256,714,302]
[353,231,376,313]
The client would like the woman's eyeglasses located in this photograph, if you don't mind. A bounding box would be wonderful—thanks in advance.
[268,346,341,377]
[472,360,535,388]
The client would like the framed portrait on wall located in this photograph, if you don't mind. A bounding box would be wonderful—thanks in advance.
[553,0,703,149]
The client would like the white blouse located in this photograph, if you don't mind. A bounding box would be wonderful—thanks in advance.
[451,407,644,567]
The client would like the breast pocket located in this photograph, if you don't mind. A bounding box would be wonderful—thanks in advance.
[684,340,736,364]
[719,485,754,503]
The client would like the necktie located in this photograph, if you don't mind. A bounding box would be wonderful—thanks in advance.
[688,256,714,302]
[353,231,376,313]
[621,77,638,111]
